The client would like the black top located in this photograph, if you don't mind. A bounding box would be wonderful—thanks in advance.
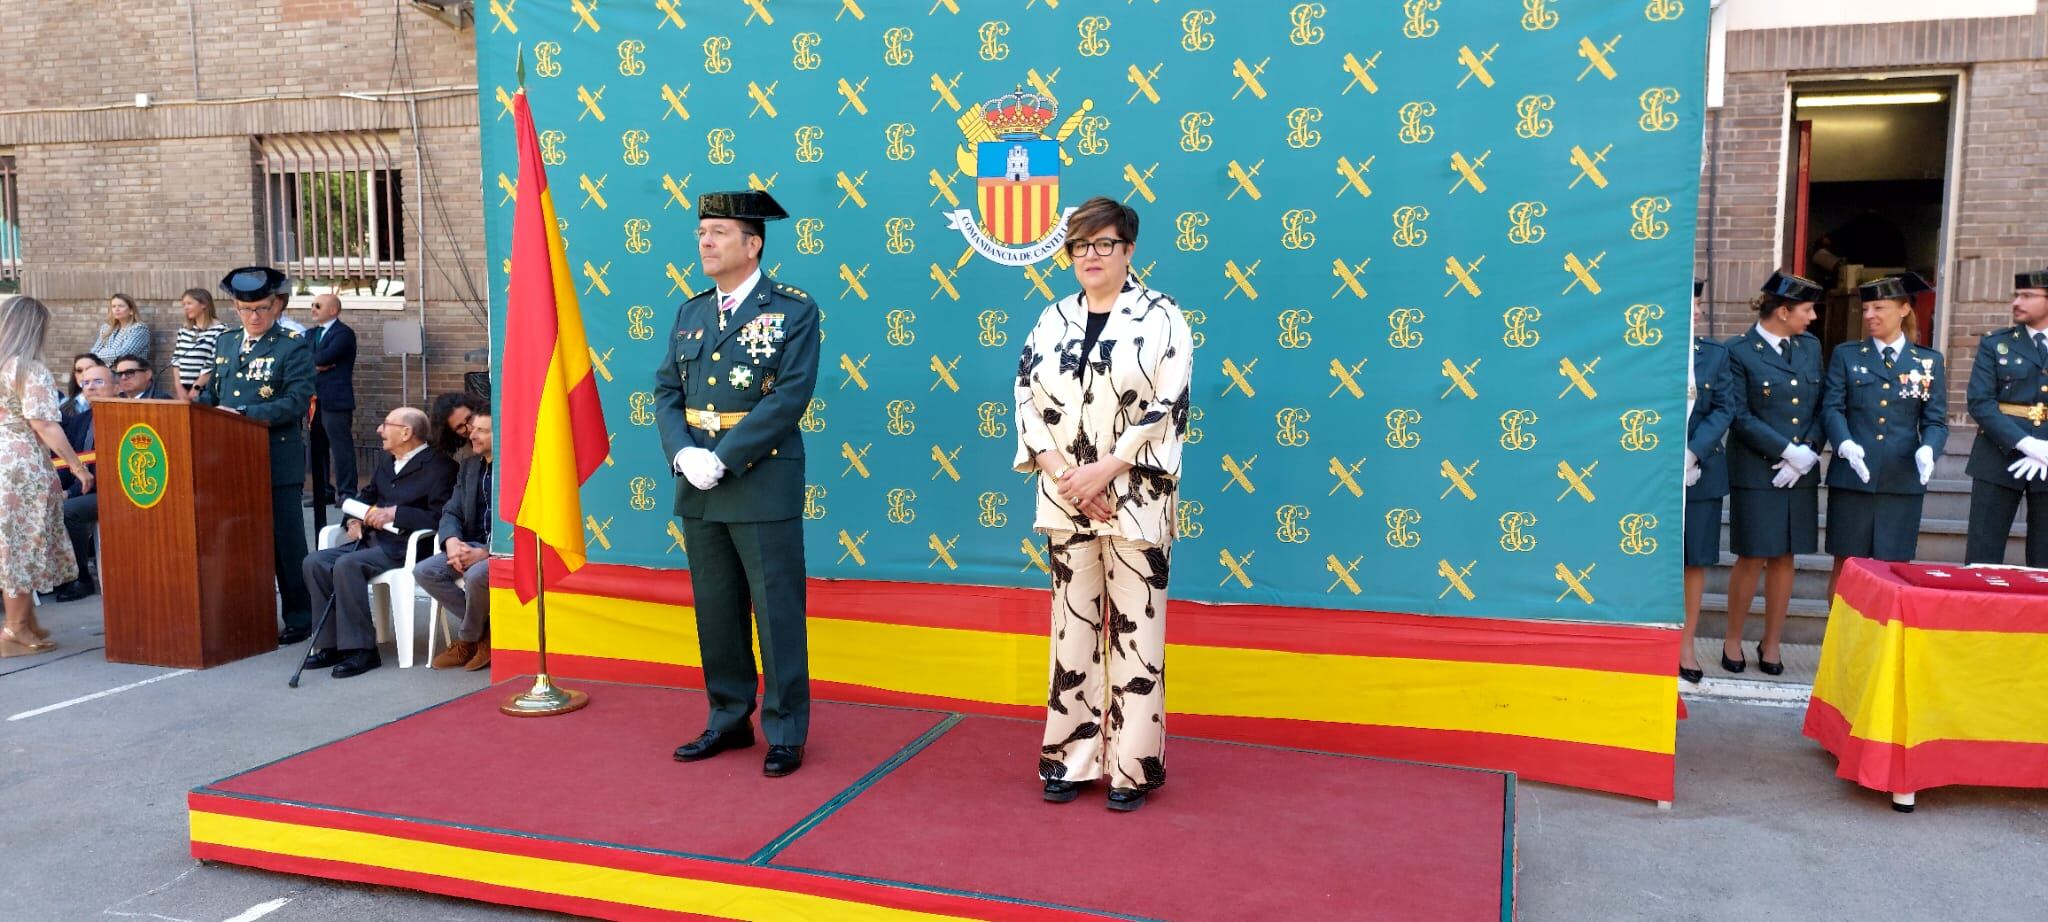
[1078,310,1109,377]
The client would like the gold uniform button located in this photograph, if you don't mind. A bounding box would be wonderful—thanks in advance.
[1792,398,1800,405]
[1882,383,1891,390]
[1878,417,1887,424]
[1877,434,1887,441]
[1790,417,1800,425]
[712,352,721,361]
[1880,400,1889,407]
[707,376,718,386]
[706,402,716,411]
[771,448,779,456]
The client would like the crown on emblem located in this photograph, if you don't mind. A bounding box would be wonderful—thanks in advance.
[128,433,153,450]
[981,86,1058,136]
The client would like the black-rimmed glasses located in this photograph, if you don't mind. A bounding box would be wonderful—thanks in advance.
[1065,237,1127,257]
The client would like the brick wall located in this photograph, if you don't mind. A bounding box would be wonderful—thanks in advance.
[0,0,484,456]
[1697,8,2048,443]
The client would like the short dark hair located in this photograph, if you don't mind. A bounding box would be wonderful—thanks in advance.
[114,355,152,372]
[1066,196,1139,246]
[1752,293,1806,321]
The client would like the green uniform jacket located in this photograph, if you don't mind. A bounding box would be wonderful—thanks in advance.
[1686,337,1736,501]
[1821,338,1948,495]
[1966,325,2048,492]
[653,276,821,522]
[194,326,315,487]
[1725,327,1824,490]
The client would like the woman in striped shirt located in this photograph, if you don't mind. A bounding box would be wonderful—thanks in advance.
[169,288,227,401]
[90,294,151,366]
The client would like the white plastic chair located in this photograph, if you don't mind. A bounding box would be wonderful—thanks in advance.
[316,525,451,668]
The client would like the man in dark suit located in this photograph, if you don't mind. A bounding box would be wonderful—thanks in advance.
[110,356,173,400]
[51,364,113,602]
[300,405,456,678]
[655,189,821,777]
[1965,269,2048,565]
[306,293,358,506]
[195,266,318,644]
[419,411,496,671]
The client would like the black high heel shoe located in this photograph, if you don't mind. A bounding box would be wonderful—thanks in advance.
[1720,647,1746,674]
[1678,665,1703,684]
[1755,643,1784,676]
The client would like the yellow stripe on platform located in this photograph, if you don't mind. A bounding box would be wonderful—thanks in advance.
[1814,596,2048,748]
[190,811,965,921]
[493,588,1674,754]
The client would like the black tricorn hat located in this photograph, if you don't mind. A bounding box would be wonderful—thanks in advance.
[699,190,789,223]
[2018,269,2048,290]
[1857,271,1932,303]
[220,266,292,301]
[1760,270,1824,303]
[1693,278,1705,299]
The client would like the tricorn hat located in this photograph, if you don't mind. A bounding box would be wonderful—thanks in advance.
[220,266,292,301]
[2017,269,2048,290]
[1760,270,1824,304]
[699,190,789,235]
[1857,271,1931,303]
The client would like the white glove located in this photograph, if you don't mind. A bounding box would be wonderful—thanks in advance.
[1770,460,1801,488]
[675,447,725,491]
[2019,437,2048,464]
[1836,440,1870,484]
[2009,456,2048,482]
[1683,449,1702,488]
[1781,442,1820,475]
[1915,446,1935,486]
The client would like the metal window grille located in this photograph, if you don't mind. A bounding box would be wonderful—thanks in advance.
[0,155,21,287]
[258,133,405,289]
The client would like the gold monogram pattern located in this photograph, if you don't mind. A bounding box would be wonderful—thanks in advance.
[481,1,1699,624]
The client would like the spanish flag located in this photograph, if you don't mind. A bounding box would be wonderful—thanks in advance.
[497,89,609,603]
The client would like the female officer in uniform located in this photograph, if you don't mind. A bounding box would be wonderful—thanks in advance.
[1722,271,1825,676]
[1682,280,1735,684]
[1821,273,1947,590]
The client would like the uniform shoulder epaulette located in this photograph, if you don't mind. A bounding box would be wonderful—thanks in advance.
[285,329,302,339]
[773,282,811,301]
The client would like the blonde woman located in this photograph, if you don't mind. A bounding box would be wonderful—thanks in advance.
[169,288,228,400]
[90,293,151,365]
[1014,197,1193,813]
[1,295,93,655]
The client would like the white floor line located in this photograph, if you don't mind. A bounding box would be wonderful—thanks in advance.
[8,669,194,721]
[221,898,293,922]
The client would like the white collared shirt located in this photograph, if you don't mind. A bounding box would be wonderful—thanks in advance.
[717,267,763,313]
[1876,333,1908,357]
[1753,323,1788,353]
[392,443,430,475]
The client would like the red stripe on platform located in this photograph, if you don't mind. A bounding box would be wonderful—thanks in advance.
[1838,558,2048,633]
[491,560,1673,676]
[190,793,1098,920]
[486,652,1671,801]
[1801,696,2048,795]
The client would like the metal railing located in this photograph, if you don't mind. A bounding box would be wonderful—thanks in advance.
[257,133,405,291]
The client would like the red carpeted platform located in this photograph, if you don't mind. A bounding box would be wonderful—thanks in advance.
[190,681,1514,920]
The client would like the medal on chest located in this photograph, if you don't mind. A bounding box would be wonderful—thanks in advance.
[1898,357,1936,400]
[736,313,786,360]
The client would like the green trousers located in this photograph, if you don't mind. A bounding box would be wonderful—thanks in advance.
[681,516,810,745]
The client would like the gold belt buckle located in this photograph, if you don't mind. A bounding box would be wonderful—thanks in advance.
[2031,404,2046,427]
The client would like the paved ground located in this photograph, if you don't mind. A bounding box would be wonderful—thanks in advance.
[6,592,2046,921]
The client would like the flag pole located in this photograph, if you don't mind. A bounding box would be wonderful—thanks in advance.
[501,532,589,716]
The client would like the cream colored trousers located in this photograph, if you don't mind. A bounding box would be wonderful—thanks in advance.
[1038,530,1169,792]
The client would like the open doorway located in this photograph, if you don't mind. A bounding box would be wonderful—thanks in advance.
[1783,74,1958,362]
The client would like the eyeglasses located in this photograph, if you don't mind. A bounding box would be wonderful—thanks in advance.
[1065,237,1127,257]
[234,304,278,315]
[115,368,146,377]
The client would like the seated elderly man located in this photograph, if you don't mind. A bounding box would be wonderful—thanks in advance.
[51,364,114,602]
[300,406,457,678]
[110,355,173,400]
[420,411,495,670]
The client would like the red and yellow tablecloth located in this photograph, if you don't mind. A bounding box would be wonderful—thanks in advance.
[1805,558,2048,796]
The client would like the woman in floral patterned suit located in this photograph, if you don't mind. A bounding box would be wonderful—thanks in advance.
[1013,197,1194,812]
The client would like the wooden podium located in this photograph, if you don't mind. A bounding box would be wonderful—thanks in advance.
[95,398,279,668]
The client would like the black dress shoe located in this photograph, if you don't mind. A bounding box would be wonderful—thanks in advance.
[331,649,382,678]
[763,744,805,777]
[1043,779,1083,803]
[673,727,756,762]
[301,647,343,669]
[278,625,313,646]
[1720,648,1746,674]
[1107,788,1147,812]
[1678,666,1704,684]
[52,577,97,603]
[1755,643,1785,676]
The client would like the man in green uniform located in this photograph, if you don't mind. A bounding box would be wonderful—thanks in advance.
[1965,269,2048,565]
[654,190,821,777]
[195,266,317,644]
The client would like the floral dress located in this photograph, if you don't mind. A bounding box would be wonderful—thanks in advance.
[0,359,79,596]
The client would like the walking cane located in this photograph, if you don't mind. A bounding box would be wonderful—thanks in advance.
[287,531,367,688]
